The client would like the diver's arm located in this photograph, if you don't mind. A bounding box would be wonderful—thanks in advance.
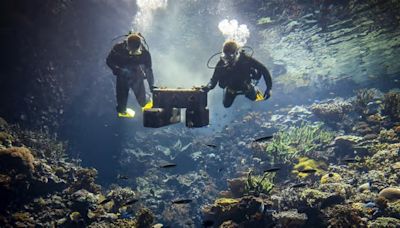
[204,60,224,91]
[106,44,122,75]
[250,57,272,90]
[249,57,272,98]
[144,50,154,91]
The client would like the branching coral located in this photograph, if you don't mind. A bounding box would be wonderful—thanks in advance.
[265,123,335,163]
[382,91,400,121]
[353,88,381,115]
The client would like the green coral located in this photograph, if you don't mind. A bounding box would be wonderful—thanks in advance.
[292,157,326,179]
[245,170,274,196]
[265,122,335,163]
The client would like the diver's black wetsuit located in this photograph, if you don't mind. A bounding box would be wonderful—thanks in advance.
[207,52,272,108]
[106,41,154,112]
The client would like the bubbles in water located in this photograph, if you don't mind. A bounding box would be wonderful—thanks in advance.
[218,19,250,46]
[133,0,168,32]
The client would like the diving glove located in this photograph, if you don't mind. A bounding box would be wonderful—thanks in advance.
[200,85,212,93]
[264,89,271,100]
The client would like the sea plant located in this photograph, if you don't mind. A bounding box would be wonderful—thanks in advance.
[265,122,335,163]
[245,170,274,196]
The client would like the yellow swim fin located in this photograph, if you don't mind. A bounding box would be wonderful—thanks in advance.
[255,89,264,101]
[142,100,153,112]
[118,108,136,118]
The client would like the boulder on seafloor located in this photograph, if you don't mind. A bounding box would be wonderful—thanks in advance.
[300,189,345,209]
[272,210,308,227]
[330,135,363,156]
[378,187,400,203]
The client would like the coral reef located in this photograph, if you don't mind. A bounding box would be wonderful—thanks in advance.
[0,119,155,227]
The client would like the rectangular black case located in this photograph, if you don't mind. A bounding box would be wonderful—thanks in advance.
[185,107,209,128]
[152,88,207,109]
[143,108,181,128]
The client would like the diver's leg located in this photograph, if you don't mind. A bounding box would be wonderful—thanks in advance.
[223,88,237,108]
[116,76,129,113]
[131,78,147,107]
[244,86,257,101]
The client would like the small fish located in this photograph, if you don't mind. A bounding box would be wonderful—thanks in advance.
[150,189,155,196]
[264,167,281,173]
[364,202,376,208]
[123,198,139,206]
[291,182,307,188]
[99,198,112,205]
[202,220,214,227]
[172,199,192,204]
[253,135,273,142]
[160,163,177,168]
[341,158,358,163]
[117,174,129,180]
[205,144,217,148]
[297,169,317,174]
[218,168,224,172]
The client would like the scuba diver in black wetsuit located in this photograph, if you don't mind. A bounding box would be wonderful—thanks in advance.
[106,33,154,118]
[202,40,272,108]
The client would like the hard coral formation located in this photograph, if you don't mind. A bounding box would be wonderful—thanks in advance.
[323,205,367,227]
[383,91,400,121]
[311,99,352,123]
[202,196,273,227]
[272,210,307,227]
[0,147,35,173]
[354,88,382,116]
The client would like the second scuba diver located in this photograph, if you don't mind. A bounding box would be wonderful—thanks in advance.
[202,40,272,108]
